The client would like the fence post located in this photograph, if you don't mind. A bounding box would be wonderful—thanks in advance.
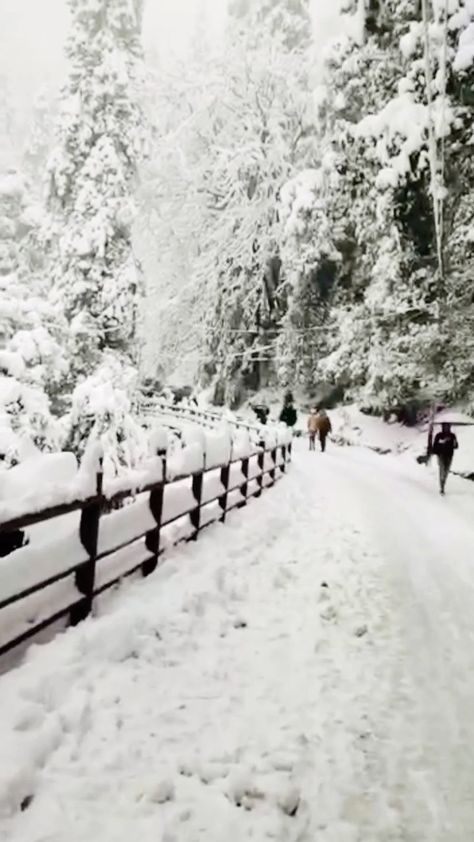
[280,444,287,474]
[143,449,167,577]
[71,462,103,626]
[269,447,277,485]
[190,471,203,539]
[240,456,249,506]
[256,442,265,498]
[219,463,230,522]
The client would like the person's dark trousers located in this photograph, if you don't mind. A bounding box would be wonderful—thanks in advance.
[320,434,327,453]
[438,455,453,493]
[309,433,315,451]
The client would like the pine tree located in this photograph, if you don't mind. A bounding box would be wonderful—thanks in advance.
[47,0,147,379]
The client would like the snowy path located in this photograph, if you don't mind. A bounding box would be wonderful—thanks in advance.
[1,442,474,841]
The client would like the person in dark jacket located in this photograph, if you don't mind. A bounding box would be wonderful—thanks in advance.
[253,404,270,425]
[432,422,458,495]
[279,391,297,427]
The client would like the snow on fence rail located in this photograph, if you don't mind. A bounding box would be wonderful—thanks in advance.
[0,425,292,659]
[139,399,261,436]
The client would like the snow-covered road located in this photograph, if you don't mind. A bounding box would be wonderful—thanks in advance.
[1,442,474,842]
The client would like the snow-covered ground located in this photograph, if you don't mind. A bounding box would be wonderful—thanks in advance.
[1,439,474,841]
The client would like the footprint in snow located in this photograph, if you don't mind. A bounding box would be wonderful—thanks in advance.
[320,604,338,622]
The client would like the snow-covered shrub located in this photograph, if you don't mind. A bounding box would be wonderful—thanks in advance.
[65,356,147,477]
[0,371,63,468]
[0,170,65,465]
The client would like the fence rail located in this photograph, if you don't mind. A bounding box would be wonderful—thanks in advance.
[0,438,292,659]
[139,399,262,436]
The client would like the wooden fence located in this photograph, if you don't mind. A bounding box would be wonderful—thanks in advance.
[139,399,262,435]
[0,439,292,659]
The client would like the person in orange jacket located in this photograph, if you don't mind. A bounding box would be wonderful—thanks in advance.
[315,408,332,452]
[307,408,318,450]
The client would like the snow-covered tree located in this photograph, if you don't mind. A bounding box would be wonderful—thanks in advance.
[144,0,474,414]
[0,170,64,465]
[307,0,474,413]
[276,165,343,391]
[47,0,147,379]
[196,0,314,405]
[23,89,58,192]
[142,0,315,405]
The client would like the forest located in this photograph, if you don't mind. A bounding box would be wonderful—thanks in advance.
[1,0,474,474]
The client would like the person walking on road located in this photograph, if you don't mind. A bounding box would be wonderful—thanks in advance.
[279,391,297,428]
[307,408,318,451]
[315,408,332,452]
[432,422,458,495]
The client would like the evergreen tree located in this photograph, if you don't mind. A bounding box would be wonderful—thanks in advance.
[47,0,147,379]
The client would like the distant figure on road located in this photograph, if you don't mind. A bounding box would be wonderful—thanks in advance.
[279,391,297,428]
[307,408,318,450]
[315,408,332,452]
[432,422,458,495]
[253,404,270,425]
